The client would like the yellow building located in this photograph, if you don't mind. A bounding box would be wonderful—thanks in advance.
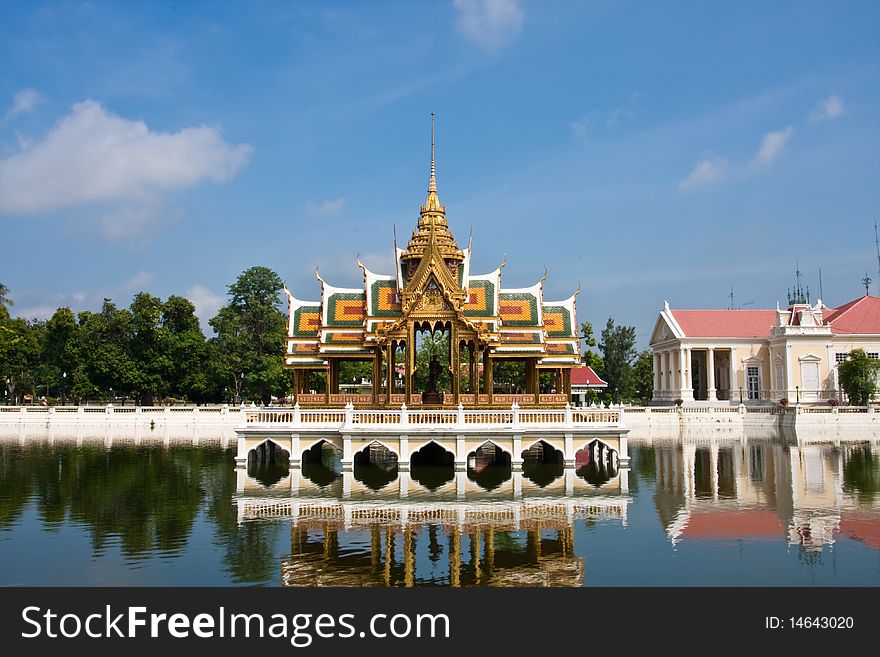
[649,294,880,404]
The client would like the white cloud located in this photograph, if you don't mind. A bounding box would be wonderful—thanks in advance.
[453,0,524,50]
[123,271,153,291]
[0,99,252,218]
[809,94,844,122]
[570,108,629,140]
[677,156,727,191]
[748,126,793,170]
[3,89,43,121]
[186,284,225,331]
[358,251,396,274]
[71,292,87,303]
[304,197,346,218]
[13,305,57,321]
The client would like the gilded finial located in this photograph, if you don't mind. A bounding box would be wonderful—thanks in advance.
[539,266,548,285]
[356,254,365,272]
[574,280,581,298]
[429,111,436,194]
[420,112,445,216]
[315,267,326,285]
[499,253,507,270]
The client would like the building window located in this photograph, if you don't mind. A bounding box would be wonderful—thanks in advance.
[835,352,847,364]
[746,366,761,401]
[868,352,879,360]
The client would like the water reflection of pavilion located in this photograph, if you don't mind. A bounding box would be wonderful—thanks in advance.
[647,438,879,552]
[236,467,629,587]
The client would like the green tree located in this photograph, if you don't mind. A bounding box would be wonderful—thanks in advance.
[598,317,637,403]
[413,331,450,392]
[130,292,169,405]
[162,296,209,403]
[838,349,880,406]
[0,318,42,403]
[0,283,11,320]
[632,349,654,403]
[80,300,138,401]
[579,321,605,403]
[42,308,79,402]
[209,267,287,405]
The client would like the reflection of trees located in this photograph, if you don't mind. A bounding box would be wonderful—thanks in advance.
[843,447,880,502]
[0,442,283,585]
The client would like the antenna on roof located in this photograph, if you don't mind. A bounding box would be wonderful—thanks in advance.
[863,272,872,296]
[875,221,880,294]
[818,267,824,302]
[728,284,734,310]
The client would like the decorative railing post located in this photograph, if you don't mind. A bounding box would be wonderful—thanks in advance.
[564,402,573,427]
[293,402,301,425]
[343,402,354,430]
[400,403,409,427]
[457,403,465,428]
[511,402,520,430]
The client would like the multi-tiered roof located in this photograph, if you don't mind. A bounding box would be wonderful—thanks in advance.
[284,117,581,371]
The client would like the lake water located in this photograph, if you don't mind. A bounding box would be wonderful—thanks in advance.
[0,435,878,586]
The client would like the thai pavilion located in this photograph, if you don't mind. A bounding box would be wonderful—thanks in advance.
[283,119,582,408]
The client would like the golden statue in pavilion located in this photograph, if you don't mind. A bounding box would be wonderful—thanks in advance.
[284,115,582,408]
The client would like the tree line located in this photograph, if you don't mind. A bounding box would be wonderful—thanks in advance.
[0,267,287,406]
[0,269,654,406]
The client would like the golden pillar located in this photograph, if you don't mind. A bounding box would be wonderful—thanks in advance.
[469,342,477,398]
[486,352,494,405]
[292,370,301,405]
[404,525,414,587]
[470,529,481,583]
[385,341,394,406]
[384,526,393,586]
[532,360,540,405]
[372,348,380,405]
[371,524,381,574]
[405,326,413,406]
[485,527,495,574]
[323,366,330,405]
[452,328,460,406]
[449,526,461,588]
[564,368,572,398]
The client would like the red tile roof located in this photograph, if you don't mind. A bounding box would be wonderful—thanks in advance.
[839,512,880,551]
[571,365,607,387]
[826,295,880,335]
[670,310,777,338]
[669,295,880,338]
[680,510,784,539]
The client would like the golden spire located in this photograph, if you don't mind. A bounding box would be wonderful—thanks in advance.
[429,111,437,194]
[421,111,445,217]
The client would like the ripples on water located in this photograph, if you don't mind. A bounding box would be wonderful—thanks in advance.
[0,433,878,586]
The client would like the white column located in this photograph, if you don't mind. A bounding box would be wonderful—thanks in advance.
[729,347,738,401]
[653,352,661,400]
[341,435,353,471]
[710,443,719,500]
[707,348,717,401]
[511,435,523,471]
[678,347,687,400]
[785,344,793,403]
[663,351,671,398]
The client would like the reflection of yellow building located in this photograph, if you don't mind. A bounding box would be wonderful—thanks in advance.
[650,294,880,404]
[280,521,582,587]
[649,440,879,552]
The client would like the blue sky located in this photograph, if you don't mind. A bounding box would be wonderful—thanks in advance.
[1,0,878,346]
